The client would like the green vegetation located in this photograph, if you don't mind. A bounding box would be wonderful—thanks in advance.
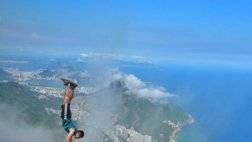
[116,93,190,141]
[0,82,60,129]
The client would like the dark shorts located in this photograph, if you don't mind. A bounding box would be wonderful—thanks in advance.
[62,119,77,133]
[61,103,72,120]
[61,103,77,133]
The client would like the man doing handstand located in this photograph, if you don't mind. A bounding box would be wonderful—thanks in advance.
[61,78,84,142]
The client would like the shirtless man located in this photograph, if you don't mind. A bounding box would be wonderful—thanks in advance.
[61,78,84,142]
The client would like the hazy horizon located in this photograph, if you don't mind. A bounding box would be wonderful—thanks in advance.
[0,1,252,142]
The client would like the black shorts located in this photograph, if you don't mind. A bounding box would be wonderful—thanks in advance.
[61,103,72,120]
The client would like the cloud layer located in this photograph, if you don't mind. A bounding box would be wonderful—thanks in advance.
[111,69,174,100]
[81,52,152,64]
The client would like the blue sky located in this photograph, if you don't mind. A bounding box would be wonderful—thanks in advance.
[0,0,251,64]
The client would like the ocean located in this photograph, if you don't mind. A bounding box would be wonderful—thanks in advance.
[120,63,252,142]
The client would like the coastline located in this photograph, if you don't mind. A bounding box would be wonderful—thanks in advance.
[169,114,194,142]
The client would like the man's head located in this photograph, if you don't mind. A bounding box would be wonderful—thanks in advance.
[75,130,84,139]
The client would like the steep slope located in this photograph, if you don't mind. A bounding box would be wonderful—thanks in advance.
[0,82,60,127]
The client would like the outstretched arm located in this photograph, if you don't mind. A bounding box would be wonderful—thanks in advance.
[66,129,75,142]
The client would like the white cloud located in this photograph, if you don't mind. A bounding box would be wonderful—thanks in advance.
[124,74,144,88]
[112,70,174,100]
[80,53,89,58]
[80,52,152,64]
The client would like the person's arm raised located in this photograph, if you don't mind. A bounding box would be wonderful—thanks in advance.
[66,128,75,142]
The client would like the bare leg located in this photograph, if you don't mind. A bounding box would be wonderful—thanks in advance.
[61,78,77,104]
[63,84,75,104]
